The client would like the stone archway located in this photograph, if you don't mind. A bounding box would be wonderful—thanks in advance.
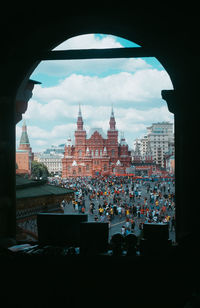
[0,11,197,246]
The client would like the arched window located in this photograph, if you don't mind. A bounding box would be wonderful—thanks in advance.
[23,32,175,244]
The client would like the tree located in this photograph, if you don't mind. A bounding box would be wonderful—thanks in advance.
[31,161,49,179]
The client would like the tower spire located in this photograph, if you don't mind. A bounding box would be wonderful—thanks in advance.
[78,103,82,117]
[77,104,83,130]
[111,104,114,118]
[109,104,116,130]
[18,119,31,150]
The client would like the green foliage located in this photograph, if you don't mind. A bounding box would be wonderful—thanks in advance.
[31,161,49,179]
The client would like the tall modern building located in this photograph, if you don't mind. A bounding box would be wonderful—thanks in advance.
[147,122,174,167]
[133,122,174,168]
[16,120,34,174]
[62,105,131,177]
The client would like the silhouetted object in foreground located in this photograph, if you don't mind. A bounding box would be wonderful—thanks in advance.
[37,213,88,246]
[110,233,125,256]
[80,222,109,256]
[124,233,137,256]
[140,223,172,257]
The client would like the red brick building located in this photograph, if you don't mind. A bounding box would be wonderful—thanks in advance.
[16,120,34,175]
[62,106,131,177]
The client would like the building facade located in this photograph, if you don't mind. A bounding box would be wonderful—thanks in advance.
[147,122,174,167]
[132,139,158,176]
[133,122,174,168]
[16,120,34,175]
[36,153,63,175]
[62,106,131,177]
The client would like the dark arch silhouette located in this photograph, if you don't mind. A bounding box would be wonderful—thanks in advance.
[0,8,198,305]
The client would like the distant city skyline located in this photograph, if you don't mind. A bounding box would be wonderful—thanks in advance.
[16,34,174,152]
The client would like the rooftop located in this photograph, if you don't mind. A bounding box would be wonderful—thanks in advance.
[16,175,74,199]
[88,128,107,139]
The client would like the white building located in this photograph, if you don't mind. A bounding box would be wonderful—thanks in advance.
[36,153,64,175]
[147,122,174,167]
[33,144,65,175]
[133,122,174,168]
[140,135,148,157]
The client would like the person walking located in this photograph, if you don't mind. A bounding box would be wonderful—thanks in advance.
[121,225,126,236]
[130,218,135,231]
[90,203,94,214]
[117,205,122,219]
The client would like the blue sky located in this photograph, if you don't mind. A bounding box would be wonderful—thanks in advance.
[16,34,174,152]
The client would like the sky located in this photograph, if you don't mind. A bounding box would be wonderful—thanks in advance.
[16,34,174,152]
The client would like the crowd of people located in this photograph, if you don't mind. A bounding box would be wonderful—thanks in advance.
[49,175,175,238]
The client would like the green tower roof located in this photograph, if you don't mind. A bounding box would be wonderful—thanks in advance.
[19,120,30,145]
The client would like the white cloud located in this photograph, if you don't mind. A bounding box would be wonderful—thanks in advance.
[28,124,76,140]
[121,58,151,72]
[23,98,172,129]
[33,69,173,106]
[53,34,123,50]
[24,99,77,121]
[35,140,48,146]
[34,57,151,78]
[115,105,173,123]
[28,126,50,139]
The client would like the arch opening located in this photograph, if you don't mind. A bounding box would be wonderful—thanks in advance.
[15,33,175,246]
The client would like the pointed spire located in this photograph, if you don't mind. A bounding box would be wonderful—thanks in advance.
[78,103,82,117]
[111,104,114,118]
[120,131,127,145]
[109,104,116,130]
[18,119,31,151]
[19,120,30,145]
[77,104,83,130]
